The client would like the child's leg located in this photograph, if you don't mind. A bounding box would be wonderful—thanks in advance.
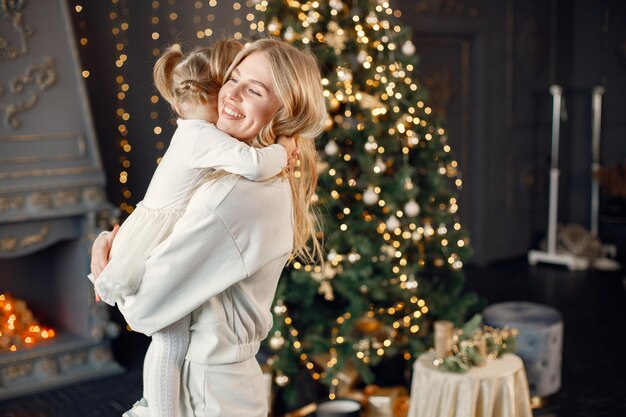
[142,341,154,401]
[143,315,191,417]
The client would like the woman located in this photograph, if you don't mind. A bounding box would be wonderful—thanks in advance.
[90,38,325,417]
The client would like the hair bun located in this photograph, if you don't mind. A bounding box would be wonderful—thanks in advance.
[180,79,205,94]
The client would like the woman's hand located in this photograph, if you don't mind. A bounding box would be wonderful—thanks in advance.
[90,224,119,279]
[277,136,299,172]
[91,225,119,302]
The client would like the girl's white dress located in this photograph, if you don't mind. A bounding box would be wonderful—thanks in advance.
[91,118,286,305]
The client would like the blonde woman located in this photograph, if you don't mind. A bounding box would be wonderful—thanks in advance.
[90,37,325,417]
[89,39,300,417]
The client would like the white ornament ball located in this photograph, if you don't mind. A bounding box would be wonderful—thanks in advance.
[337,68,353,83]
[284,26,295,42]
[404,199,420,217]
[363,187,379,205]
[386,215,401,231]
[273,303,287,315]
[269,333,285,350]
[402,40,416,56]
[275,374,289,387]
[357,50,368,64]
[364,139,377,153]
[330,0,344,10]
[374,157,386,173]
[324,140,338,156]
[366,12,378,25]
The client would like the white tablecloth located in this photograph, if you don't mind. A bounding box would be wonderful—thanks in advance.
[408,353,532,417]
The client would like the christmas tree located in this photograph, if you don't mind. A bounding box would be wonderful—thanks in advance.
[252,0,479,403]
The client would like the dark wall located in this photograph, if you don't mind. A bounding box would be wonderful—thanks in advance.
[396,0,625,264]
[71,0,626,265]
[568,0,626,221]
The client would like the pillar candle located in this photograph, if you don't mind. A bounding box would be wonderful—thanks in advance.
[434,320,454,360]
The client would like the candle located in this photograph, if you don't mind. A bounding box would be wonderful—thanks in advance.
[368,396,392,417]
[434,320,454,360]
[477,336,487,364]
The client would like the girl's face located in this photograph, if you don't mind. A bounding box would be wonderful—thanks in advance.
[216,52,281,142]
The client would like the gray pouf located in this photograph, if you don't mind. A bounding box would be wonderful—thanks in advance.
[483,302,563,398]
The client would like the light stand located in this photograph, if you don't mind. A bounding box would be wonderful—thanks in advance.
[528,85,590,270]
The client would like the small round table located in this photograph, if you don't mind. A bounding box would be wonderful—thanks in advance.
[408,352,533,417]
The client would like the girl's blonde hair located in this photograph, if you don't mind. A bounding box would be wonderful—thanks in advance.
[224,38,326,264]
[153,39,243,109]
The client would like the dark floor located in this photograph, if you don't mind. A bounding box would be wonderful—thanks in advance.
[0,257,624,417]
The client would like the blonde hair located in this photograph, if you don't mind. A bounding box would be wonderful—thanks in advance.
[224,38,326,264]
[153,39,243,110]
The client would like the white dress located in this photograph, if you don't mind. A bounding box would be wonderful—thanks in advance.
[92,118,287,305]
[117,174,294,417]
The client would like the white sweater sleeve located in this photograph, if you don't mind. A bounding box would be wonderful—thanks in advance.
[117,195,249,336]
[190,126,287,181]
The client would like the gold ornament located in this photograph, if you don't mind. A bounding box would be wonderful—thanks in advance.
[318,280,335,301]
[267,17,281,35]
[326,32,347,54]
[355,316,383,334]
[358,92,385,111]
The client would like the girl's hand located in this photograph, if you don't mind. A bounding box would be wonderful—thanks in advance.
[277,136,299,171]
[90,224,119,280]
[286,147,300,173]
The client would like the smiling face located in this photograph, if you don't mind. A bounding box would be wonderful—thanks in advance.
[216,52,282,143]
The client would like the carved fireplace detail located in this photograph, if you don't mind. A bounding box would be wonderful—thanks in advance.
[0,0,122,399]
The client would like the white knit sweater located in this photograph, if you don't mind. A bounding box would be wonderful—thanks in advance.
[118,173,293,364]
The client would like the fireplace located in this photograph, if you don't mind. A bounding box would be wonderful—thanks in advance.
[0,0,122,399]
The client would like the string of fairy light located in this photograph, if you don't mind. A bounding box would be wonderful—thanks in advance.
[109,0,134,215]
[251,0,469,396]
[73,3,90,80]
[149,3,163,165]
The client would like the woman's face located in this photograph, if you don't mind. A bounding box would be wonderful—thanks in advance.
[216,51,281,142]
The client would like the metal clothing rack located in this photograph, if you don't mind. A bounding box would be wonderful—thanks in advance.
[528,85,617,270]
[590,87,617,260]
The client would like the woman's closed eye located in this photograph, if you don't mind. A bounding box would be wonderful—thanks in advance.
[227,78,261,96]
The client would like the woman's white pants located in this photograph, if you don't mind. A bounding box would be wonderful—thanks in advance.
[123,356,267,417]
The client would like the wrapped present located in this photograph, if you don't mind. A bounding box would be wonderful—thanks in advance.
[363,385,409,417]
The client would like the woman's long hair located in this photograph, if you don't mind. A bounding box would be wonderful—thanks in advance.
[224,38,326,265]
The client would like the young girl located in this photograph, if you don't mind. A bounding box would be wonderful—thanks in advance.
[89,39,295,417]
